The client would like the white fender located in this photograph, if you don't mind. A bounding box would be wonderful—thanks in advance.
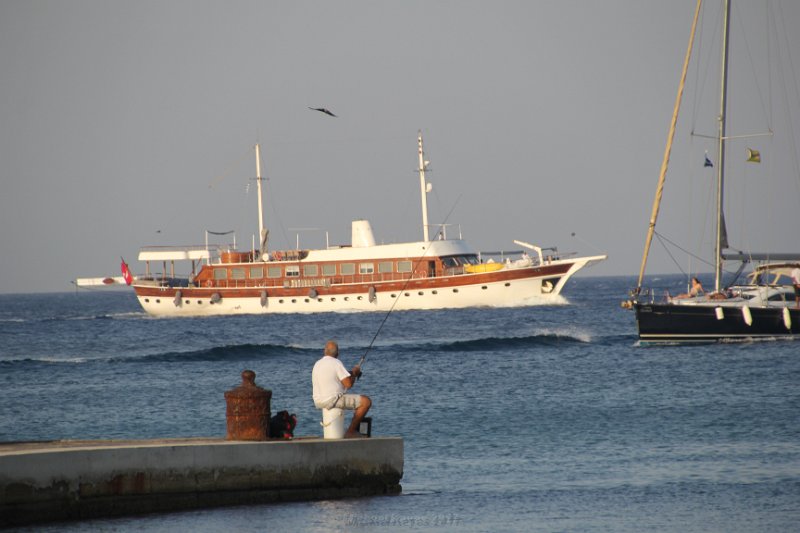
[783,307,792,330]
[260,290,268,307]
[173,290,182,307]
[741,306,752,326]
[715,307,724,320]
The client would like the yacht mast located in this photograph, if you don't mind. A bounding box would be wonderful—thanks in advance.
[418,131,431,242]
[714,0,732,292]
[255,144,267,255]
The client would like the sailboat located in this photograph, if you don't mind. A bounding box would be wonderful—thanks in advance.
[625,0,800,343]
[84,132,605,317]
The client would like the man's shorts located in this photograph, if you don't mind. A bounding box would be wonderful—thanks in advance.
[330,393,361,410]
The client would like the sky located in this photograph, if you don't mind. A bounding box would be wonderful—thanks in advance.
[1,0,799,294]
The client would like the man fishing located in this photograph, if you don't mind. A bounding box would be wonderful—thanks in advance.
[312,340,372,438]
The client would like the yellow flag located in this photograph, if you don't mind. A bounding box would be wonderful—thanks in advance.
[746,148,761,163]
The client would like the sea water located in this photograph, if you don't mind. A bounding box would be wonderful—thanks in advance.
[1,275,799,532]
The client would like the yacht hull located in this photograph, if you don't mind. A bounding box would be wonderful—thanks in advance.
[133,259,598,317]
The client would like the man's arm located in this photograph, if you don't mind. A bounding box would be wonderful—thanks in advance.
[340,365,362,389]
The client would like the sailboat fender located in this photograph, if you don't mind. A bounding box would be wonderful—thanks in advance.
[260,290,268,307]
[741,306,752,326]
[211,292,221,303]
[783,307,792,330]
[715,307,725,321]
[309,288,318,299]
[368,286,377,303]
[173,290,182,307]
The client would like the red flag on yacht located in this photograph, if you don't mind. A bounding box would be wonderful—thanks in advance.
[120,257,133,285]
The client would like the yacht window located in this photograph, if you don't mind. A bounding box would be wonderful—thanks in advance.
[249,266,264,279]
[213,269,227,280]
[341,263,355,275]
[322,264,336,276]
[230,268,245,280]
[359,263,374,274]
[267,266,282,278]
[378,261,393,274]
[398,261,413,273]
[303,265,319,277]
[286,266,300,278]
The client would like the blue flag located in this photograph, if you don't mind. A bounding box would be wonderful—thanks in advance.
[704,154,713,167]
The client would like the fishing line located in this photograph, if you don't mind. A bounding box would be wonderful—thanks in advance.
[357,195,462,371]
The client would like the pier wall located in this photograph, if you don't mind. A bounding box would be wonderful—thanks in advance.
[0,437,403,527]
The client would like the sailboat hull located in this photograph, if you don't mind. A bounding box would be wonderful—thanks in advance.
[635,302,800,343]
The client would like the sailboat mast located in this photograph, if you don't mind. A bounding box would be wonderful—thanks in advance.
[714,0,731,292]
[418,131,430,242]
[636,0,703,291]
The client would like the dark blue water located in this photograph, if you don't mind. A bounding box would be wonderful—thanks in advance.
[2,275,799,532]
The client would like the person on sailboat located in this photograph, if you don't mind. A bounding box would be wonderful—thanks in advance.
[673,277,704,300]
[791,266,800,309]
[312,340,372,438]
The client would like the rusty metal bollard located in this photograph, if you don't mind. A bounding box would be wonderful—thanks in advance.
[224,370,272,440]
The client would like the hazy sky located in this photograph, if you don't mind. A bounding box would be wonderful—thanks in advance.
[2,0,799,294]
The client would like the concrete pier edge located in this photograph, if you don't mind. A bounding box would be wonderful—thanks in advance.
[0,436,403,527]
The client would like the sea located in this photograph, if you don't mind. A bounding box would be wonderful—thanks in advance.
[1,274,799,533]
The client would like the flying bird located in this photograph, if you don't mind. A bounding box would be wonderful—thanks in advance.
[308,107,337,117]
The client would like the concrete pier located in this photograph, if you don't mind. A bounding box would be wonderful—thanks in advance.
[0,436,403,527]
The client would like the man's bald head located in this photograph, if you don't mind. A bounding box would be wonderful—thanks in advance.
[324,340,339,358]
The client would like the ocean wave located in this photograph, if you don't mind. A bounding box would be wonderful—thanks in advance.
[4,311,149,324]
[138,334,595,361]
[0,332,598,366]
[55,311,148,322]
[0,343,316,365]
[406,332,592,353]
[117,343,316,363]
[0,356,91,365]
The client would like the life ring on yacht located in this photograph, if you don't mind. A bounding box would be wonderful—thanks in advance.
[205,280,213,288]
[274,251,283,261]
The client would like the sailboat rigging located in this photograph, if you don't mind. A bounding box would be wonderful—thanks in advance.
[626,0,800,343]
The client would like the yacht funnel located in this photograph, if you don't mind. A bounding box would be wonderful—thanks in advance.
[351,220,376,248]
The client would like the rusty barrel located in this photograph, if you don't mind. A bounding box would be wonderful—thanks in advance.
[224,370,272,440]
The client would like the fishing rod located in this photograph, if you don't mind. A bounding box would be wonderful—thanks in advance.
[356,195,462,375]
